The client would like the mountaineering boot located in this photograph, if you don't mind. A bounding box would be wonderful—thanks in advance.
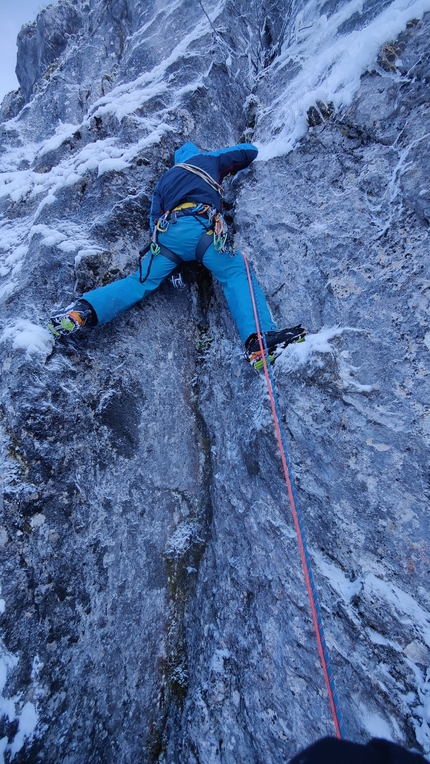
[245,325,306,370]
[48,300,97,338]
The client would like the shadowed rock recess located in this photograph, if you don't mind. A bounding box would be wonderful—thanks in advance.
[0,0,429,761]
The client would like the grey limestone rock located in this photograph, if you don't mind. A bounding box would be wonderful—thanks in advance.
[0,1,429,762]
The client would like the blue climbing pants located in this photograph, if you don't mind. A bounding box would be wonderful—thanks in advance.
[82,216,276,344]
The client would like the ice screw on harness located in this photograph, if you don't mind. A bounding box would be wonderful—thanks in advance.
[170,272,186,289]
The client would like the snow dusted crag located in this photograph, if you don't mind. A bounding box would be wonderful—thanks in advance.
[0,0,430,762]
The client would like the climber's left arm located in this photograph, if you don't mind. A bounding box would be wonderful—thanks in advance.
[207,143,258,182]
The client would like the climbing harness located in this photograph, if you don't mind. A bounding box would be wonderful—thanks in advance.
[169,202,228,254]
[242,252,345,740]
[139,202,229,283]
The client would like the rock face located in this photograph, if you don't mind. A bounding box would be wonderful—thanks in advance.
[0,1,429,762]
[16,2,84,104]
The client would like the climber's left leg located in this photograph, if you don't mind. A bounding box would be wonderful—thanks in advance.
[202,245,276,343]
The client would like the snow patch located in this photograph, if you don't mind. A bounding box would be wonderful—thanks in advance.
[1,320,55,360]
[0,594,40,762]
[275,325,355,367]
[210,649,231,674]
[165,520,202,557]
[313,549,363,602]
[37,122,77,158]
[8,702,39,757]
[273,326,378,391]
[0,245,27,282]
[0,653,19,724]
[97,158,129,175]
[360,703,395,740]
[366,574,430,649]
[74,248,105,266]
[367,628,393,647]
[276,325,347,371]
[406,661,430,753]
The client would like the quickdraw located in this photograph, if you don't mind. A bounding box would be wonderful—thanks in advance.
[156,212,170,233]
[212,210,228,251]
[138,230,164,284]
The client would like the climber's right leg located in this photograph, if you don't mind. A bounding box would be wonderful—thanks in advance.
[48,251,176,336]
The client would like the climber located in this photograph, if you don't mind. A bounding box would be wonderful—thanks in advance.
[48,141,306,367]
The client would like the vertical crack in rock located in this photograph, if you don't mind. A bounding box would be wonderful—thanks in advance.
[143,264,217,761]
[160,410,214,759]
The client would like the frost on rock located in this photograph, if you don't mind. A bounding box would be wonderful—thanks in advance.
[0,596,40,762]
[0,0,429,762]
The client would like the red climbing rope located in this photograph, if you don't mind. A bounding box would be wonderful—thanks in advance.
[242,252,344,739]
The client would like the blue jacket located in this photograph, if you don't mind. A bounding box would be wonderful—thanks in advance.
[149,141,258,230]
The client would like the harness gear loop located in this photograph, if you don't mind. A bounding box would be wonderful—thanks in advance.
[207,206,228,252]
[242,252,345,741]
[138,243,153,285]
[174,202,209,215]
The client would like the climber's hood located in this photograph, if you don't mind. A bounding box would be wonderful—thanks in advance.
[174,142,201,164]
